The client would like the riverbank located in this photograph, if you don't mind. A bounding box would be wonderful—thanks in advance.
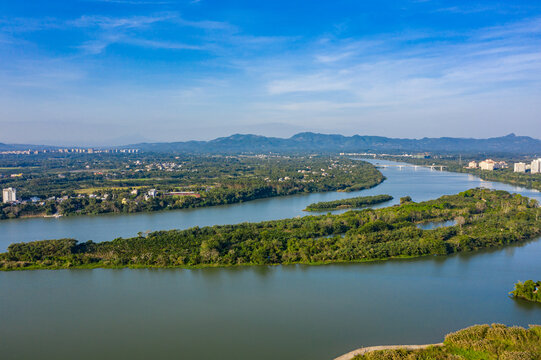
[333,324,541,360]
[4,157,541,254]
[1,166,385,221]
[1,157,385,221]
[334,343,443,360]
[2,188,540,271]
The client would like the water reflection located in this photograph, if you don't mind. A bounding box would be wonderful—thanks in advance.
[417,219,457,230]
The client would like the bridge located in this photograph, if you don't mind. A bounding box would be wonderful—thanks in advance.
[377,164,447,171]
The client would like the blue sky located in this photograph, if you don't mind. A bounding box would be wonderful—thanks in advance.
[1,0,540,145]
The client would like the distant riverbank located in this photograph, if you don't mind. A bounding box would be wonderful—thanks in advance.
[1,160,385,221]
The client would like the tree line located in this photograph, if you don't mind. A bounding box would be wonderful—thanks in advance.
[304,194,393,211]
[1,188,540,270]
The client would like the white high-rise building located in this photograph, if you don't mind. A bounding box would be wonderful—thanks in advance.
[2,187,17,203]
[479,159,496,171]
[532,159,541,174]
[514,162,527,173]
[479,159,507,171]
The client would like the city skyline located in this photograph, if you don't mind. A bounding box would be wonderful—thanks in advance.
[1,1,541,146]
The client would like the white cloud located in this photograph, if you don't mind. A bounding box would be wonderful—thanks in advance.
[70,13,176,29]
[262,17,541,111]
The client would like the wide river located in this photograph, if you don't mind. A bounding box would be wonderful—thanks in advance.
[1,159,540,360]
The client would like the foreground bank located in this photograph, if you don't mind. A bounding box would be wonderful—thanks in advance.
[2,188,540,270]
[336,324,541,360]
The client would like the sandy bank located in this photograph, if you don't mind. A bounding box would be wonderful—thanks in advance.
[334,343,444,360]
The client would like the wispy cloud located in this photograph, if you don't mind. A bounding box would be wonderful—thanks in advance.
[69,13,177,29]
[0,17,63,32]
[85,0,174,4]
[475,16,541,39]
[433,5,504,14]
[1,3,540,140]
[69,12,232,54]
[261,16,541,115]
[1,12,233,55]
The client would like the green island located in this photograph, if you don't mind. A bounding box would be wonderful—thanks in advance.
[0,155,384,220]
[304,194,393,211]
[1,188,540,270]
[510,280,541,304]
[344,324,540,360]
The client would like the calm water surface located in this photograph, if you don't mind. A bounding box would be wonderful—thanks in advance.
[1,159,540,360]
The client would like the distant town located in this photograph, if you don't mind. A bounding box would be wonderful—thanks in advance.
[0,148,139,155]
[466,158,541,173]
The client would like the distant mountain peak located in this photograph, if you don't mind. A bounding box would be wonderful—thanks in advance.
[130,132,541,154]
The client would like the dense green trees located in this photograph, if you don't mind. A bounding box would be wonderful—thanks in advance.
[400,196,412,204]
[304,195,393,211]
[2,188,540,270]
[511,280,541,303]
[0,155,384,219]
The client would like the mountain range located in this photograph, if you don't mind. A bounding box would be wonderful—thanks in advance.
[1,133,540,154]
[124,132,541,154]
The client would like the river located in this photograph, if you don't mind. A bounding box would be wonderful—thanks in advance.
[1,159,540,360]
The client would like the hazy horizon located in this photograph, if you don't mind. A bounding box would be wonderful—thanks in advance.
[1,1,540,145]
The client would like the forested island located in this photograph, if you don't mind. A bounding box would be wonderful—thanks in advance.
[340,324,541,360]
[511,280,541,303]
[304,194,393,211]
[0,155,384,220]
[2,188,540,271]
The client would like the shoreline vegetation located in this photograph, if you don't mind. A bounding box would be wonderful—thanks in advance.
[336,324,541,360]
[511,280,541,304]
[303,194,393,212]
[1,157,384,220]
[1,188,540,271]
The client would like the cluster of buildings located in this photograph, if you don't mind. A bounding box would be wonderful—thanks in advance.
[2,186,203,206]
[0,150,44,155]
[466,159,508,171]
[57,148,139,154]
[0,148,140,155]
[513,158,541,174]
[467,158,541,174]
[143,162,183,172]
